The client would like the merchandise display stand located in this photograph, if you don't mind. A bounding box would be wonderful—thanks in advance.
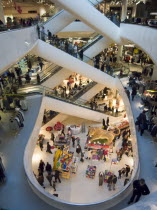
[56,149,74,179]
[86,165,96,179]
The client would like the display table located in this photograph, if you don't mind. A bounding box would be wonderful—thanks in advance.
[86,165,96,179]
[54,135,70,147]
[57,151,74,179]
[66,125,82,135]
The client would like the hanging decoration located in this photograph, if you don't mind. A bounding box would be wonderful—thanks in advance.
[13,0,22,14]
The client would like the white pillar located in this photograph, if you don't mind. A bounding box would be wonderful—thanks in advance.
[0,0,5,24]
[117,45,123,62]
[152,66,157,81]
[121,0,128,21]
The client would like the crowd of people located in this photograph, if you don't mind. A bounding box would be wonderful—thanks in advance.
[0,15,41,31]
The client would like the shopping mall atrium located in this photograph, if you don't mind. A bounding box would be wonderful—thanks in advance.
[0,0,157,209]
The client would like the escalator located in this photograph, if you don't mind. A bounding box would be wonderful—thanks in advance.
[44,86,123,121]
[18,85,122,120]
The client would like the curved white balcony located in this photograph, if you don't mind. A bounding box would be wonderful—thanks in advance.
[0,26,37,73]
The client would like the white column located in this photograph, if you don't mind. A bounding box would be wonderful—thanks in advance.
[117,45,123,62]
[0,0,5,24]
[152,66,157,80]
[121,0,128,22]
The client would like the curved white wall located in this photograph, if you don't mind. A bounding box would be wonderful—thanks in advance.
[120,24,157,65]
[31,40,116,90]
[0,26,38,74]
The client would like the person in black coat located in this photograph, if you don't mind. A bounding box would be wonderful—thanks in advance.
[112,175,117,190]
[128,179,149,204]
[106,117,109,127]
[46,142,52,154]
[128,179,141,204]
[140,179,150,195]
[137,111,147,136]
[38,160,45,173]
[37,174,45,188]
[125,164,130,177]
[79,49,83,61]
[76,144,82,156]
[45,162,52,174]
[51,132,55,142]
[131,86,137,101]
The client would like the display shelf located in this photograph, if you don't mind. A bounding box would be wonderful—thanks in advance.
[86,165,96,179]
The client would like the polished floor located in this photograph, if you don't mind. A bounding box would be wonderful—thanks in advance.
[1,75,157,209]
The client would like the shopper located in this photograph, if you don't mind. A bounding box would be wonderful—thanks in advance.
[79,49,83,60]
[73,44,78,58]
[99,172,104,186]
[72,136,75,147]
[118,169,122,179]
[76,144,82,156]
[131,86,137,101]
[38,160,45,173]
[128,179,150,204]
[55,170,61,183]
[39,139,43,151]
[47,30,52,41]
[107,175,113,191]
[37,73,40,84]
[37,174,45,188]
[76,137,80,145]
[46,162,52,174]
[106,117,109,127]
[40,26,45,41]
[102,119,105,128]
[137,111,147,136]
[46,142,52,154]
[46,173,53,186]
[25,72,31,83]
[61,126,65,136]
[51,132,55,142]
[39,61,44,71]
[112,175,117,190]
[125,164,131,177]
[52,181,56,191]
